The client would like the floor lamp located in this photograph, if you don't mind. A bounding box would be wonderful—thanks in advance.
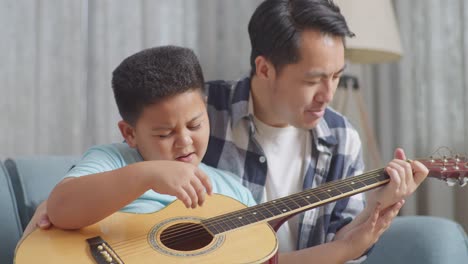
[333,0,403,170]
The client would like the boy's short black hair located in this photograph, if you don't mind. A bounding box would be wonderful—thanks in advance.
[248,0,354,76]
[112,46,205,124]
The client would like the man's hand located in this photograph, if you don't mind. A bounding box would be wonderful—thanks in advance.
[339,199,405,260]
[368,148,429,209]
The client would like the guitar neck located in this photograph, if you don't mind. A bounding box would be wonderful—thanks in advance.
[202,154,468,235]
[202,168,389,235]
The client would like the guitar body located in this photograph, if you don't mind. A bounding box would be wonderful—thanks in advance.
[15,194,278,264]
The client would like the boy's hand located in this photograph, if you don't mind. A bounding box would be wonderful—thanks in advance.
[18,201,52,248]
[368,148,428,209]
[148,161,213,209]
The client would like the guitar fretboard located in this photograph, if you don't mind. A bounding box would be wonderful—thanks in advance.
[202,168,389,235]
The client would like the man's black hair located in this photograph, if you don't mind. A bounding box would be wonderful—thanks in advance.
[248,0,354,75]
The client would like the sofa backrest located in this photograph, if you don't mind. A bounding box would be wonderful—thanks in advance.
[4,156,79,230]
[0,161,22,264]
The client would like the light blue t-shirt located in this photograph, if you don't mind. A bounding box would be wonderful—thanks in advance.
[66,143,256,213]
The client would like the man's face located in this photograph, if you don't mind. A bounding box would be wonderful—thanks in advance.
[125,90,210,166]
[268,30,345,129]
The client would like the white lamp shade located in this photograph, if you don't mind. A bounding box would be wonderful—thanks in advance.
[334,0,403,64]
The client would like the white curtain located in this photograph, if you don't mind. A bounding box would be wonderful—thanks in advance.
[0,0,261,156]
[349,0,468,231]
[1,0,467,230]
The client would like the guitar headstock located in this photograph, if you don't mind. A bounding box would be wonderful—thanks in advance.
[418,151,468,187]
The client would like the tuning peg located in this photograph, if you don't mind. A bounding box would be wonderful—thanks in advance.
[459,177,468,187]
[443,155,448,163]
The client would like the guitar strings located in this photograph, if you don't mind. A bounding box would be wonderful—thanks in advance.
[161,167,385,238]
[156,168,387,246]
[114,168,386,252]
[114,169,388,257]
[113,168,386,251]
[112,158,431,245]
[111,168,387,253]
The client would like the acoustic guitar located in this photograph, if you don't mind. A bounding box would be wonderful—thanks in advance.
[14,155,467,264]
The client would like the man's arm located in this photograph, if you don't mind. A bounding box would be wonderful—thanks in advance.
[280,146,428,263]
[278,200,403,263]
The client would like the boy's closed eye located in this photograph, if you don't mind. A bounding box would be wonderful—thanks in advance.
[188,122,202,130]
[154,132,172,138]
[152,122,202,138]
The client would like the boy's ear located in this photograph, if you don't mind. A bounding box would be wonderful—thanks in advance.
[254,55,276,80]
[118,120,137,148]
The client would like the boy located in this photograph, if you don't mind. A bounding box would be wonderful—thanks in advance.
[46,46,257,229]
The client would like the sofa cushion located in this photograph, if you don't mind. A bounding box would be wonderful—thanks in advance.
[5,156,79,230]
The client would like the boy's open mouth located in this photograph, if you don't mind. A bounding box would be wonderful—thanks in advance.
[175,152,195,162]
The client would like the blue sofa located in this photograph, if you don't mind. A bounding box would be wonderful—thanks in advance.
[1,156,467,264]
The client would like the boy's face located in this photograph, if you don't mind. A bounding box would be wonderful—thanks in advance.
[261,30,345,128]
[121,90,209,166]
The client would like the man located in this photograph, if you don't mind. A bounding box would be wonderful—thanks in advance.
[201,0,427,263]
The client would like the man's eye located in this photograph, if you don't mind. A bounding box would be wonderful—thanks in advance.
[306,80,320,85]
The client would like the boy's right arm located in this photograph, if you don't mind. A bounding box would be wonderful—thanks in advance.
[47,160,212,230]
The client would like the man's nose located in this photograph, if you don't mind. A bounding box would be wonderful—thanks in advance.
[316,79,335,103]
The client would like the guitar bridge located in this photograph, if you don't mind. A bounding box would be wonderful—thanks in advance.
[86,236,125,264]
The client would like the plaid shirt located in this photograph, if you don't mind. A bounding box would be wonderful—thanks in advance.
[202,77,367,259]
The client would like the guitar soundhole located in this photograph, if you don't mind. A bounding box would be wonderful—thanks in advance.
[160,222,213,251]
